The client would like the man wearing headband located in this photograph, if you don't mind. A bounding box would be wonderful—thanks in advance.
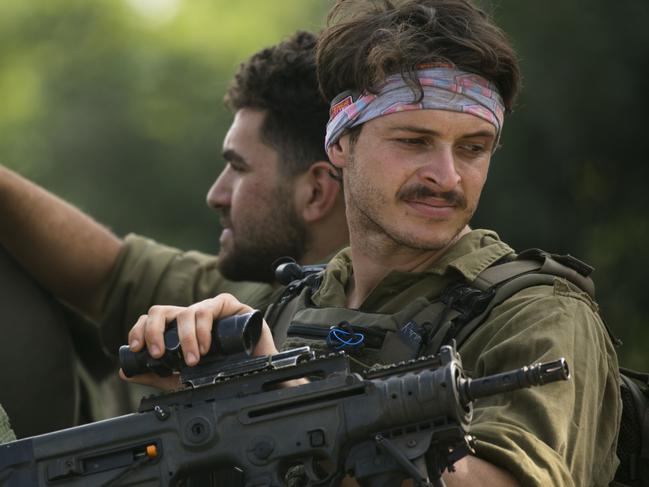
[124,0,620,485]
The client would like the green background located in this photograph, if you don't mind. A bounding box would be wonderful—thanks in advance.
[1,0,647,369]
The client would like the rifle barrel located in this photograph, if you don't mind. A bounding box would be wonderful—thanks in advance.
[461,358,569,403]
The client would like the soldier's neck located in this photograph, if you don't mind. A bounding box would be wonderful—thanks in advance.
[299,243,344,266]
[345,228,466,309]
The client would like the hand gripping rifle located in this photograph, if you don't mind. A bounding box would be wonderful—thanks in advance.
[0,311,569,487]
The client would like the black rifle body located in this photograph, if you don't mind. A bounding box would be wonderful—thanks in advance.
[0,345,567,487]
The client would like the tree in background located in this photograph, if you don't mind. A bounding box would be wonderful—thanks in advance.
[0,0,647,368]
[476,0,649,369]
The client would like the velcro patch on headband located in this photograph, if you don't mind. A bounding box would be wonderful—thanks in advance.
[329,93,355,119]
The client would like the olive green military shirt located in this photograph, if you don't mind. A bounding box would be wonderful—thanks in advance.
[0,404,16,444]
[100,234,279,353]
[309,230,621,487]
[101,230,620,486]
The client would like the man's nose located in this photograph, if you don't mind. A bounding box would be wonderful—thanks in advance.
[205,169,232,210]
[416,148,461,192]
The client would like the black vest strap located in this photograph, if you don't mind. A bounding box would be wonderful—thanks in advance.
[448,251,609,350]
[452,273,557,348]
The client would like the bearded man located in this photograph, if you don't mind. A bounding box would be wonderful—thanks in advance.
[0,30,347,439]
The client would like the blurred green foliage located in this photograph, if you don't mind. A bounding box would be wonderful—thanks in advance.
[474,0,649,370]
[1,0,647,369]
[0,0,327,250]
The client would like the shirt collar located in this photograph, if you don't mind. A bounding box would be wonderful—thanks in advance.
[313,229,514,306]
[423,229,514,280]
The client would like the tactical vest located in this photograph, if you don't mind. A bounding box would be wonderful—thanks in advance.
[266,249,649,487]
[266,249,595,370]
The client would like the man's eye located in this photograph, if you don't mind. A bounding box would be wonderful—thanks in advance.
[459,143,487,155]
[398,138,426,146]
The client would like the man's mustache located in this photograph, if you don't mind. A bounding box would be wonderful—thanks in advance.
[219,208,232,228]
[397,185,467,209]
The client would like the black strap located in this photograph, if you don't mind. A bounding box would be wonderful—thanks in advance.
[453,273,557,348]
[620,369,649,465]
[265,271,323,345]
[447,250,601,349]
[473,250,595,298]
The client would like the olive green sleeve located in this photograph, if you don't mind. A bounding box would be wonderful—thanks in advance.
[459,280,621,487]
[0,404,16,443]
[99,234,276,354]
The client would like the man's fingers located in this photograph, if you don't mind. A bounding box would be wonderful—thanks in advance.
[128,315,148,351]
[177,295,245,363]
[128,295,258,370]
[207,294,275,357]
[189,294,253,359]
[176,308,200,366]
[213,293,254,317]
[194,307,214,356]
[143,305,183,357]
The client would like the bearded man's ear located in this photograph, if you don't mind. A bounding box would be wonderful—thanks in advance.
[294,161,343,223]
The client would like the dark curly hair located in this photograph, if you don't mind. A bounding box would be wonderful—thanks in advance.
[225,31,329,176]
[317,0,521,113]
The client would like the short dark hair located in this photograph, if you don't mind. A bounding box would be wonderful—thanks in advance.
[316,0,521,113]
[224,31,329,176]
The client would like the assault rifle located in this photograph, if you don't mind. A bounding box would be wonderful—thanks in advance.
[0,311,569,487]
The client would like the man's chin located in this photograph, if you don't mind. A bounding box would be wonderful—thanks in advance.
[217,252,275,284]
[390,221,469,252]
[216,252,239,280]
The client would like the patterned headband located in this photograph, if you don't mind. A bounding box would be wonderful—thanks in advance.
[324,66,505,151]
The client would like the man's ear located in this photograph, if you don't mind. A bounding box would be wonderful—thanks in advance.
[294,161,343,224]
[326,136,350,170]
